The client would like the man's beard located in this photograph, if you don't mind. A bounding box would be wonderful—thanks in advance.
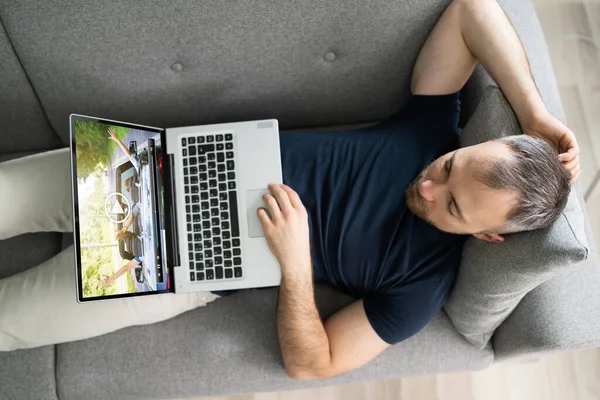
[406,167,432,224]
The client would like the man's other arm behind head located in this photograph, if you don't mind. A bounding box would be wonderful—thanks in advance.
[411,0,580,182]
[411,0,542,121]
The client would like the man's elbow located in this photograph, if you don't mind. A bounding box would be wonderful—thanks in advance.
[284,364,341,381]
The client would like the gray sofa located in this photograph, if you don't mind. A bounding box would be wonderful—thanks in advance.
[1,0,599,399]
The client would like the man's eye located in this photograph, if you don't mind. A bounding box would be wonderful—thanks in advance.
[447,201,454,217]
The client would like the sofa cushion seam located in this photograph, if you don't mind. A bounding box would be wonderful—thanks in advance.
[54,345,60,400]
[0,11,63,146]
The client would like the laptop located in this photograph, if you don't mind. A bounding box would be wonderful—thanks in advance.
[70,115,282,302]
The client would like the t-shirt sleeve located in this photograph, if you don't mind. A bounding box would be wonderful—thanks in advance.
[363,278,453,345]
[402,92,461,119]
[384,92,461,140]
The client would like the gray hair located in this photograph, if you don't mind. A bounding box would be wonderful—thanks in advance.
[476,135,571,234]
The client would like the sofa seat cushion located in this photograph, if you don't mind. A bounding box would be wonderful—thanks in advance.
[56,286,493,400]
[0,346,58,400]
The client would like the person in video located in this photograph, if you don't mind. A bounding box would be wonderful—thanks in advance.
[123,176,137,193]
[115,201,141,242]
[95,129,148,289]
[99,257,144,287]
[99,201,145,287]
[108,127,141,173]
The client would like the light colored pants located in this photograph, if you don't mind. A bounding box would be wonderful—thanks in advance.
[0,149,218,351]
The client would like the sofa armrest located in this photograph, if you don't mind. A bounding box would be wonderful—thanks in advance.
[493,185,600,360]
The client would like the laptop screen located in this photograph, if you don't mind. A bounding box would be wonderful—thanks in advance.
[70,115,171,301]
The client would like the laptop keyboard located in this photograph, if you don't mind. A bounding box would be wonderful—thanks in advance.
[181,133,243,282]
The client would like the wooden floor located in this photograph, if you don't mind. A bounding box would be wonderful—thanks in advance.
[197,349,600,400]
[194,1,600,399]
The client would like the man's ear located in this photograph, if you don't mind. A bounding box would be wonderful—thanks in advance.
[473,232,505,243]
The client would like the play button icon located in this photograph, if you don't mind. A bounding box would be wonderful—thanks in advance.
[104,192,130,223]
[109,200,125,215]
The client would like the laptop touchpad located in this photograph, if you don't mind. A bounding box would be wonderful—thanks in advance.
[246,189,270,238]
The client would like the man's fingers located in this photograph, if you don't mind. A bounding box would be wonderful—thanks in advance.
[559,133,579,154]
[263,193,282,221]
[268,183,293,214]
[566,163,580,184]
[257,207,273,228]
[571,171,580,184]
[563,157,579,172]
[569,145,580,156]
[279,184,304,209]
[559,152,576,162]
[571,164,581,180]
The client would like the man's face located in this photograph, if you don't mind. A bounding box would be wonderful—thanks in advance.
[406,141,519,238]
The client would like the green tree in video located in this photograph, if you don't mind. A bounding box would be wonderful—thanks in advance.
[74,120,128,179]
[80,173,118,297]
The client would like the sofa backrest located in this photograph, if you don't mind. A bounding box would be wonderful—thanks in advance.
[0,0,453,150]
[0,23,62,153]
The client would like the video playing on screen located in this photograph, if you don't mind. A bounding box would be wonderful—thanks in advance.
[73,119,169,299]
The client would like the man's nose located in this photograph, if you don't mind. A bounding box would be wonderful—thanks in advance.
[418,180,438,202]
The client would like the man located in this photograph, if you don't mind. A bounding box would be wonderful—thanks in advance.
[0,0,578,357]
[255,0,578,380]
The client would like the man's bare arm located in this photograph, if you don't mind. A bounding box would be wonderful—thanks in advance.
[258,184,389,380]
[278,269,389,380]
[412,0,544,122]
[410,0,477,96]
[411,0,580,181]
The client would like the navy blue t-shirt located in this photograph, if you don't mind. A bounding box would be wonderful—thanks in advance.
[280,93,467,344]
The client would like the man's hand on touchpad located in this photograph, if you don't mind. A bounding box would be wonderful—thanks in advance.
[246,189,270,238]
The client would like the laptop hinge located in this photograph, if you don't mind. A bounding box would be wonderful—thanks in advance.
[164,152,181,273]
